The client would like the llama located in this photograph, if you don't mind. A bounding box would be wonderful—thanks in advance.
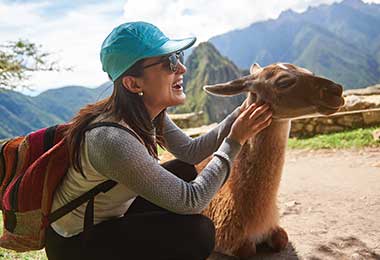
[198,63,345,258]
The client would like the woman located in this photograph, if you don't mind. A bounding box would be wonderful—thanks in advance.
[45,22,272,260]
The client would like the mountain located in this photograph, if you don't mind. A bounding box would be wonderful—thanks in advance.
[33,83,112,122]
[0,89,60,138]
[209,0,380,89]
[0,83,112,139]
[172,42,246,123]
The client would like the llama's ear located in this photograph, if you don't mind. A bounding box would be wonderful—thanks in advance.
[250,63,262,75]
[203,75,253,96]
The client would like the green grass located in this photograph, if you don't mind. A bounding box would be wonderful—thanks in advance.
[158,145,166,156]
[0,250,46,260]
[288,126,380,149]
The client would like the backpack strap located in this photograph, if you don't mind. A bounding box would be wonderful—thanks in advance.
[43,125,59,152]
[48,179,116,224]
[0,140,11,186]
[79,122,144,179]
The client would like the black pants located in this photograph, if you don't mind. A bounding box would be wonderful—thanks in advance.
[45,159,215,260]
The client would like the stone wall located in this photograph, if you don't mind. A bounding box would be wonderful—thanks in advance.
[169,111,205,129]
[290,108,380,137]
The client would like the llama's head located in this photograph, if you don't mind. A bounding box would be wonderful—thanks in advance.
[204,63,345,119]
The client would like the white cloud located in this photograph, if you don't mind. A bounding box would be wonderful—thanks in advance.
[0,0,379,95]
[123,0,380,42]
[0,1,47,31]
[122,0,346,43]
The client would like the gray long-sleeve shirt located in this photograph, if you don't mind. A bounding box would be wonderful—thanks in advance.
[51,109,241,237]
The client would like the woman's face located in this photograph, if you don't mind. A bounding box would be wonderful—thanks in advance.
[136,54,187,117]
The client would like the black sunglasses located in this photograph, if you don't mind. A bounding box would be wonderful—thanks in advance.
[142,51,184,72]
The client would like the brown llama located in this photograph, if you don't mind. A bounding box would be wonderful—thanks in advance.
[198,63,345,258]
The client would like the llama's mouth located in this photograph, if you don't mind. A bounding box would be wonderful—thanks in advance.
[315,84,345,114]
[315,95,345,115]
[317,104,341,115]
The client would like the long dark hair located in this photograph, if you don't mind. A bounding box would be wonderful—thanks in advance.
[65,60,166,175]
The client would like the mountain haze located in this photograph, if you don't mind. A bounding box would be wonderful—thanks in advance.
[209,0,380,89]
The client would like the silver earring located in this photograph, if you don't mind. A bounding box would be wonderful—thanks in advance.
[138,92,144,96]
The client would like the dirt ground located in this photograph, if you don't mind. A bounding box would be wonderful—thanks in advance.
[199,148,380,260]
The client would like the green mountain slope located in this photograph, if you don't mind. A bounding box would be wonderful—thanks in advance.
[299,1,380,51]
[174,42,246,123]
[33,83,112,122]
[292,23,379,88]
[0,89,62,138]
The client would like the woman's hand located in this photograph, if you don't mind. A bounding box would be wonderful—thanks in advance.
[239,97,250,112]
[228,103,272,145]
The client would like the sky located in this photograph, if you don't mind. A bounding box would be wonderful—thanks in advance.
[1,0,380,95]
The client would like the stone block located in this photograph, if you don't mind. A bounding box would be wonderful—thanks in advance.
[305,124,315,133]
[315,125,345,134]
[290,122,303,132]
[362,110,380,125]
[169,111,205,129]
[336,114,364,127]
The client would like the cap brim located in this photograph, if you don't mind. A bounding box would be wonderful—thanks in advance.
[144,37,196,58]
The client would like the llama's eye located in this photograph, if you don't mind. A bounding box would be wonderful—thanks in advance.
[276,77,296,88]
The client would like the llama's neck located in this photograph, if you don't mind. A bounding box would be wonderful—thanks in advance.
[229,120,291,198]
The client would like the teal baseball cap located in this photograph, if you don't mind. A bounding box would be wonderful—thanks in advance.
[100,21,196,81]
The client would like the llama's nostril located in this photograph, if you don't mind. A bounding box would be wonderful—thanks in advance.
[326,84,343,96]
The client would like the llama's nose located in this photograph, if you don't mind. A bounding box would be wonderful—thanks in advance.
[325,83,343,97]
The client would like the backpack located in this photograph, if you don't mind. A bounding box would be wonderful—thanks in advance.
[0,122,139,252]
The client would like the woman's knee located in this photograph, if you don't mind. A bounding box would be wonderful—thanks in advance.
[184,214,215,258]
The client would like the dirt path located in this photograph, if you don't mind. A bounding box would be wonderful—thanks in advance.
[206,148,380,260]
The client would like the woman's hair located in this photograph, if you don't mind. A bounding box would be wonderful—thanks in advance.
[65,59,166,176]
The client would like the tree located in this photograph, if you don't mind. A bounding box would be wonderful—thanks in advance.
[0,40,64,90]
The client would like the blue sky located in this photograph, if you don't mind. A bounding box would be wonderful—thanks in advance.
[1,0,379,95]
